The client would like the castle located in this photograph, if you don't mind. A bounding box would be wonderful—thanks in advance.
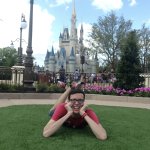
[44,0,98,73]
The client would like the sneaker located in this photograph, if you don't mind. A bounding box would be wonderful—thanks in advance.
[71,81,85,89]
[57,81,66,88]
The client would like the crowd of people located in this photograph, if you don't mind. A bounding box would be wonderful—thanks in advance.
[37,70,116,86]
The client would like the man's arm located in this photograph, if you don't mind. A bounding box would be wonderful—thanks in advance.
[43,103,73,137]
[83,114,107,140]
[80,105,107,140]
[43,112,72,137]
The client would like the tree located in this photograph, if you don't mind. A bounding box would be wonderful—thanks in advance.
[0,47,17,67]
[138,24,150,72]
[113,30,144,90]
[88,11,132,72]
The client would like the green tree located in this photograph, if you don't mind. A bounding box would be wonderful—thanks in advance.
[0,47,17,67]
[113,30,144,90]
[138,24,150,72]
[88,11,132,72]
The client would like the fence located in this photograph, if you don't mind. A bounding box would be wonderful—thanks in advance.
[36,72,150,88]
[0,67,12,85]
[0,67,150,88]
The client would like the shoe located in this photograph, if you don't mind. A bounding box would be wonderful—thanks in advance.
[71,81,85,89]
[57,81,66,88]
[76,82,85,89]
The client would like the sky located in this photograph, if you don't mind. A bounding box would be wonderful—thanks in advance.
[0,0,150,66]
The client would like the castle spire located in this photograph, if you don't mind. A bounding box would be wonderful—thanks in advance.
[72,0,76,18]
[71,0,76,31]
[70,0,78,54]
[79,24,84,44]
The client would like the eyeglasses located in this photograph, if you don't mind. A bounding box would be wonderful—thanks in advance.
[69,99,84,104]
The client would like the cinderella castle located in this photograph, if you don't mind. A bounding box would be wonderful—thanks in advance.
[44,0,98,73]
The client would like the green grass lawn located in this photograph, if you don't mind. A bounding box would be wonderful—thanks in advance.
[0,105,150,150]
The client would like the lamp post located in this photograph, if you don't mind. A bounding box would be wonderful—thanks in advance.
[23,0,34,90]
[17,14,27,66]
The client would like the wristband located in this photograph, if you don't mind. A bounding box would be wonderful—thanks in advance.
[82,112,87,118]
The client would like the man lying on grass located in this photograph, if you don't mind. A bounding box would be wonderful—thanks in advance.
[43,81,107,141]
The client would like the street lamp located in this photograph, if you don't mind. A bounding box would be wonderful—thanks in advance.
[10,39,27,49]
[23,0,35,90]
[17,14,27,66]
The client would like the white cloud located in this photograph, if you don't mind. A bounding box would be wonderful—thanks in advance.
[0,0,55,66]
[49,0,72,7]
[91,0,123,12]
[128,0,137,6]
[32,5,55,54]
[0,0,29,48]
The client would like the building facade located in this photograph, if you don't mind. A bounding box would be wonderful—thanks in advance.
[44,1,98,73]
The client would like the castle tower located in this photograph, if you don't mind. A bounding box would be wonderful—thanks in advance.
[70,0,78,54]
[90,52,98,73]
[79,24,83,44]
[44,0,98,74]
[58,47,67,70]
[44,50,50,71]
[49,46,56,72]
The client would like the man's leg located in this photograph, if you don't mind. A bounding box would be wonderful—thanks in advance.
[49,75,86,114]
[49,86,71,113]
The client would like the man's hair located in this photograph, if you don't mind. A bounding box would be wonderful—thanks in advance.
[68,89,85,100]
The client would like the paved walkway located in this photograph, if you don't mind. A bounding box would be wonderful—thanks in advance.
[0,99,150,109]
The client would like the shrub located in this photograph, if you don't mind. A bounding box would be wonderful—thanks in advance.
[35,83,49,92]
[0,83,24,92]
[48,84,65,93]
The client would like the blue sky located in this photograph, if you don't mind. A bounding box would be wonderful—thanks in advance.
[0,0,150,66]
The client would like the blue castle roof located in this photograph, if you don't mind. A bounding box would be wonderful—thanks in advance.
[69,47,75,61]
[60,47,66,58]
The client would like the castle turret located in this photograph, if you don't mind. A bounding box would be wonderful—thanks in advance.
[44,49,50,71]
[69,47,76,72]
[59,33,62,46]
[49,46,56,72]
[59,47,66,70]
[90,53,98,73]
[70,0,78,54]
[59,28,70,57]
[79,24,83,44]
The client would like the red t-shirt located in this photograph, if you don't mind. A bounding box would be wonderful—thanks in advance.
[51,103,100,128]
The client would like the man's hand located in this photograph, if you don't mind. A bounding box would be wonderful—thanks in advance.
[65,102,73,115]
[80,103,88,116]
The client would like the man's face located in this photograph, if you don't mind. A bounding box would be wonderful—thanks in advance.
[69,93,84,114]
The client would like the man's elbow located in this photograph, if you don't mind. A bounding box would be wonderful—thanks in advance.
[97,133,107,141]
[43,131,49,138]
[43,129,52,138]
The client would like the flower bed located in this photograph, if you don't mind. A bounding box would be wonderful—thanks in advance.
[84,85,150,97]
[0,83,150,97]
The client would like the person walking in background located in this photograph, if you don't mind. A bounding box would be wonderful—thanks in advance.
[74,69,80,82]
